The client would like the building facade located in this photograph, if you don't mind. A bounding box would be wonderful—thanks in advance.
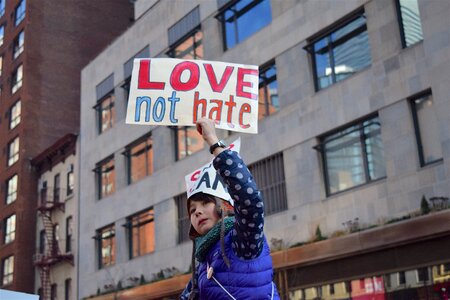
[31,134,77,300]
[0,0,133,294]
[79,0,450,299]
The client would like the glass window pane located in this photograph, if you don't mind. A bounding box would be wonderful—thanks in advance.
[311,12,371,90]
[6,175,18,204]
[399,0,423,47]
[5,215,16,244]
[10,101,21,129]
[323,116,385,195]
[223,0,272,50]
[100,95,115,133]
[130,136,153,183]
[325,129,365,193]
[414,94,442,164]
[175,126,204,160]
[131,209,154,257]
[99,158,115,198]
[333,31,371,83]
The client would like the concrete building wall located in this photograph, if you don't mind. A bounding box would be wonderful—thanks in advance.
[79,0,450,297]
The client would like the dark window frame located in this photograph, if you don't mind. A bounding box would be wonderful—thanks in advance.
[304,8,370,91]
[53,173,60,203]
[65,278,71,300]
[94,155,115,199]
[66,216,73,253]
[9,100,21,129]
[93,91,115,134]
[315,114,386,196]
[67,164,74,196]
[172,126,205,161]
[124,207,155,259]
[395,0,423,48]
[409,89,443,167]
[216,0,272,51]
[14,0,26,26]
[5,174,18,205]
[50,283,57,300]
[123,132,153,184]
[95,224,115,269]
[39,229,46,254]
[166,26,203,59]
[1,255,14,286]
[248,152,287,215]
[3,214,16,244]
[11,64,23,93]
[175,193,190,244]
[258,60,278,119]
[7,136,20,167]
[13,30,25,59]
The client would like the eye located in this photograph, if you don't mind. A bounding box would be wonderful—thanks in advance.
[190,208,195,215]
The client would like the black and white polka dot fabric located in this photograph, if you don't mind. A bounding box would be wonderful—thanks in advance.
[213,150,264,259]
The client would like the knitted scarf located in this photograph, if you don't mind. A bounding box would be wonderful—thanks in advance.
[195,217,235,262]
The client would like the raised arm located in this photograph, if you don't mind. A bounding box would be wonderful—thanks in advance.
[196,118,265,259]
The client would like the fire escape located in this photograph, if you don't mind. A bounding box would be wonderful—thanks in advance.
[34,185,74,300]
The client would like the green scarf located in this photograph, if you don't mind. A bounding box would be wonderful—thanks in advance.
[195,217,235,262]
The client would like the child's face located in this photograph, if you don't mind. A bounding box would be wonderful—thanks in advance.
[189,200,220,236]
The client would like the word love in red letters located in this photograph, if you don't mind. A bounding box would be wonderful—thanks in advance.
[137,59,258,100]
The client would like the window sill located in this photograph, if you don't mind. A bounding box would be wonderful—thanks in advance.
[325,176,387,199]
[419,158,443,170]
[314,64,372,94]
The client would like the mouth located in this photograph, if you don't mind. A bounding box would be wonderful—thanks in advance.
[198,219,208,226]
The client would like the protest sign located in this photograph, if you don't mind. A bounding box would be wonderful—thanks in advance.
[126,58,259,133]
[185,138,241,204]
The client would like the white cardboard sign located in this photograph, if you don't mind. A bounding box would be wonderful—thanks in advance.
[126,58,259,133]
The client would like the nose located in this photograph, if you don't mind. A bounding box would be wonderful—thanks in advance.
[195,209,203,217]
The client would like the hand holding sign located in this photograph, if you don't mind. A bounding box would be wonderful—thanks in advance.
[196,118,220,147]
[126,58,259,133]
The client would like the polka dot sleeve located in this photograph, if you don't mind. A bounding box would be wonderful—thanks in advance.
[213,150,264,259]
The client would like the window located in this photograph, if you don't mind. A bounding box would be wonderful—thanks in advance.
[168,25,204,160]
[65,278,71,300]
[12,64,23,93]
[176,193,190,244]
[173,126,205,160]
[410,91,442,166]
[0,25,4,46]
[66,216,73,253]
[396,0,423,47]
[417,267,429,282]
[67,164,74,196]
[9,100,21,129]
[0,56,2,76]
[15,0,26,26]
[125,133,153,184]
[167,29,203,59]
[318,115,386,195]
[96,224,115,268]
[218,0,272,50]
[6,175,18,204]
[248,152,287,215]
[0,0,4,17]
[7,137,20,166]
[4,214,16,244]
[95,94,115,133]
[13,31,25,59]
[51,283,57,300]
[95,156,115,199]
[305,10,371,91]
[39,229,45,254]
[2,256,14,286]
[127,208,155,258]
[258,61,278,119]
[53,173,60,202]
[398,271,406,285]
